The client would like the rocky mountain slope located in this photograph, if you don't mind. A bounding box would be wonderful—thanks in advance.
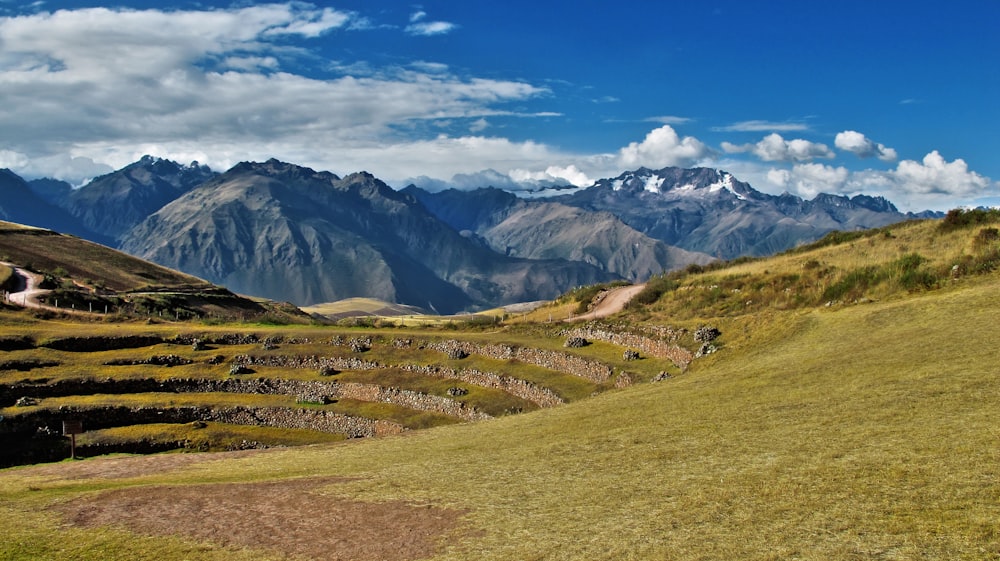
[121,160,615,312]
[0,169,106,243]
[58,156,216,242]
[404,186,714,281]
[552,167,916,259]
[7,159,927,310]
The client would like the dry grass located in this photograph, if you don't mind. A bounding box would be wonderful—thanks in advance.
[1,272,997,559]
[1,217,999,560]
[0,223,208,292]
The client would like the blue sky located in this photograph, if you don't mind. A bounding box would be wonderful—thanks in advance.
[0,0,996,211]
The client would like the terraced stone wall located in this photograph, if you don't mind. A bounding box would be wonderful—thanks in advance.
[564,327,693,370]
[2,405,404,439]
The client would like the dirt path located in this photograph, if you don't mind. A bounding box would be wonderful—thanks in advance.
[2,262,46,308]
[1,262,96,315]
[569,283,645,321]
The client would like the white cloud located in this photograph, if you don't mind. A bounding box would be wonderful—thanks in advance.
[757,151,994,211]
[834,130,898,162]
[618,125,711,169]
[0,150,112,185]
[765,162,849,198]
[888,151,989,197]
[509,165,592,187]
[406,21,457,36]
[0,4,538,184]
[264,6,352,38]
[714,120,810,132]
[644,115,693,125]
[405,11,457,36]
[469,118,489,132]
[724,133,834,162]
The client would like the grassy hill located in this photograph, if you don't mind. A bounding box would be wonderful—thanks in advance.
[0,221,208,291]
[0,212,998,560]
[0,220,304,321]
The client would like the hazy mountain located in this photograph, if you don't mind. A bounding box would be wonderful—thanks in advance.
[0,169,108,244]
[26,177,73,205]
[553,167,915,259]
[121,160,615,312]
[404,186,714,281]
[63,155,216,241]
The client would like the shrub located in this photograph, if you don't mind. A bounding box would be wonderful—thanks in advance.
[627,276,679,309]
[939,208,1000,232]
[973,227,1000,250]
[822,265,883,302]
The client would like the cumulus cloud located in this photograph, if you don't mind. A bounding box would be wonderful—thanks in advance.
[757,151,993,210]
[765,163,850,198]
[834,130,898,162]
[888,151,989,196]
[509,165,592,187]
[723,133,834,162]
[618,125,711,169]
[0,4,540,183]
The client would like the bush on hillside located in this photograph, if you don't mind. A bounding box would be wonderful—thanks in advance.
[939,208,1000,232]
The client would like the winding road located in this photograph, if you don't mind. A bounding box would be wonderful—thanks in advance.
[2,262,47,308]
[569,283,645,322]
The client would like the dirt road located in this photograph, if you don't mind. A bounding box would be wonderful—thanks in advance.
[569,283,645,321]
[2,262,46,308]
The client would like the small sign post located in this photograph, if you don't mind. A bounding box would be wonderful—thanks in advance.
[62,420,83,460]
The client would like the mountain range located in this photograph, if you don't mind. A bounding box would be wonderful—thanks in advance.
[1,157,933,311]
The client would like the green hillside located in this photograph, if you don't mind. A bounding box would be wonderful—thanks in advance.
[0,213,998,560]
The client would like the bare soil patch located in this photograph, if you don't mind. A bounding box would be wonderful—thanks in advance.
[52,476,472,561]
[571,283,645,321]
[25,449,267,481]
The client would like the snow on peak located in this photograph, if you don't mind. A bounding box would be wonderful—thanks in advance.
[643,174,665,193]
[707,172,746,200]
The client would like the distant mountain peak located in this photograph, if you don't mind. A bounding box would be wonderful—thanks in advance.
[593,166,757,202]
[230,159,340,182]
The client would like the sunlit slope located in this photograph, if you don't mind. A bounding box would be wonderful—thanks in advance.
[0,220,209,291]
[2,274,997,559]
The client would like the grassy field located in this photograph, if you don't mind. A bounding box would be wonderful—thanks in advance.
[0,214,998,560]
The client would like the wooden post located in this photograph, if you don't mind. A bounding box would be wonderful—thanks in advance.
[62,420,83,460]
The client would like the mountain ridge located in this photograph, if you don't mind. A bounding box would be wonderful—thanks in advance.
[6,158,934,309]
[120,160,616,312]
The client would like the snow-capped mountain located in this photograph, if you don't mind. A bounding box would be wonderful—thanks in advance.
[4,160,931,309]
[553,167,915,259]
